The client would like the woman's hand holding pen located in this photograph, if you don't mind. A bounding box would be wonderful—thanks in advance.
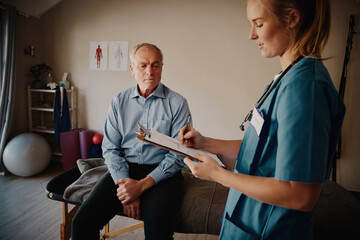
[179,125,205,149]
[180,124,224,182]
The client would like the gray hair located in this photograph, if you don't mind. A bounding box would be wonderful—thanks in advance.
[129,43,164,64]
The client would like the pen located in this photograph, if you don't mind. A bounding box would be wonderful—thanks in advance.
[183,114,191,143]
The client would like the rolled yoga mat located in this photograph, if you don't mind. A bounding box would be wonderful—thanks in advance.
[79,130,93,159]
[60,130,81,171]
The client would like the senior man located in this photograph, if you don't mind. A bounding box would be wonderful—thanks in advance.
[72,43,191,240]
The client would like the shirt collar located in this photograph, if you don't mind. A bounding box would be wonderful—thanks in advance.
[131,82,165,99]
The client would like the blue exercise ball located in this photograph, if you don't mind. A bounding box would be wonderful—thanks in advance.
[3,133,51,177]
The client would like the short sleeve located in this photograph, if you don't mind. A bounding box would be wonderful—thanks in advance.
[275,75,332,183]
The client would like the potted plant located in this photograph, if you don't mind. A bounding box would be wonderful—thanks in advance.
[28,63,52,89]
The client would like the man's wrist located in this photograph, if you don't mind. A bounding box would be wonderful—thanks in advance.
[139,176,156,192]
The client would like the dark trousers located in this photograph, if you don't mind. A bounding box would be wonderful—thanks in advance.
[72,163,184,240]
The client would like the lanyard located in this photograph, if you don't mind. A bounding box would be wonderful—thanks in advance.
[239,56,303,131]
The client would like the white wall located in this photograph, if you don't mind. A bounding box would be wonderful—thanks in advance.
[15,0,360,190]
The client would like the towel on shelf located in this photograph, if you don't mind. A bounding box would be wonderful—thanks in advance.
[54,87,70,145]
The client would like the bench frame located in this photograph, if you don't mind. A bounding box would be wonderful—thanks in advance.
[60,201,144,240]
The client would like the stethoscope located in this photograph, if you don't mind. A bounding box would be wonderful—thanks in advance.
[239,56,303,131]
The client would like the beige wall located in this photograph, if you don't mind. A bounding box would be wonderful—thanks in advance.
[13,15,43,136]
[14,0,360,190]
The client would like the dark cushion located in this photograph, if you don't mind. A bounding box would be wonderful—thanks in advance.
[46,166,81,204]
[313,180,360,239]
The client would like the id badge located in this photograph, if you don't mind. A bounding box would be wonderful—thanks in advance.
[250,107,264,136]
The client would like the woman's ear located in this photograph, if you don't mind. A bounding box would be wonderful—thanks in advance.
[288,9,300,28]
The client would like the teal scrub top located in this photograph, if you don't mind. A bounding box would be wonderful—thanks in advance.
[220,58,346,240]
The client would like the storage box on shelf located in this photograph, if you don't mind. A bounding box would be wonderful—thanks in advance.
[27,86,77,156]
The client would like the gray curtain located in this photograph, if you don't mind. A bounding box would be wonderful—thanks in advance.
[0,4,16,172]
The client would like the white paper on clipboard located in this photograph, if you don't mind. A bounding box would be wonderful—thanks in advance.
[137,128,225,168]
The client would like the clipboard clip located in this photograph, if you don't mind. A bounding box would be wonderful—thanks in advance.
[136,122,151,138]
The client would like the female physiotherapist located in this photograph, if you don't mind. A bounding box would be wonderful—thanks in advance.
[179,0,346,239]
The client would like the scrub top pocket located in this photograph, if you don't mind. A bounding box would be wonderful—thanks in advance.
[220,213,259,240]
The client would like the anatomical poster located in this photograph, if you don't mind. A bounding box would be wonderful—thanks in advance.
[108,41,128,71]
[90,41,108,71]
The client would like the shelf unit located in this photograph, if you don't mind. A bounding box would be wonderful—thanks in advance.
[27,86,77,155]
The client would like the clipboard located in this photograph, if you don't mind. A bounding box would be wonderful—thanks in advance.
[136,123,227,168]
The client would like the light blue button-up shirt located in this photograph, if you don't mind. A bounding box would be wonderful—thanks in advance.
[102,82,191,184]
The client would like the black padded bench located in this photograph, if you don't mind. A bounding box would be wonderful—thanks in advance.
[46,165,229,240]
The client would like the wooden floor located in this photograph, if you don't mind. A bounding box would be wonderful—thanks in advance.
[0,161,218,240]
